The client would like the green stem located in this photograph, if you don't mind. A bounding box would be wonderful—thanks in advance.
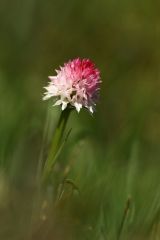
[42,108,71,185]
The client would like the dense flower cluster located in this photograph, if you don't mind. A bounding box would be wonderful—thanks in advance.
[43,58,101,113]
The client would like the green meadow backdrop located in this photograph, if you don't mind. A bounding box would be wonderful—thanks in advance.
[0,0,160,239]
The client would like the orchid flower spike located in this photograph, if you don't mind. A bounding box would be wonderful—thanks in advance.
[43,58,101,113]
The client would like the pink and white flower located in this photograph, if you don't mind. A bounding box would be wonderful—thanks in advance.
[43,58,101,113]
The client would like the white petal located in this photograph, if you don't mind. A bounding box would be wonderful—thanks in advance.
[43,94,52,100]
[61,101,68,111]
[54,100,62,106]
[44,85,58,95]
[48,76,56,81]
[89,106,94,114]
[74,102,82,113]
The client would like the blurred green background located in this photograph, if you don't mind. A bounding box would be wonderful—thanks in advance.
[0,0,160,239]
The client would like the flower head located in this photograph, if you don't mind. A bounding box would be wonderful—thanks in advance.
[43,58,101,113]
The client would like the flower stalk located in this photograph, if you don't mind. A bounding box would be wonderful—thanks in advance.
[42,108,71,185]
